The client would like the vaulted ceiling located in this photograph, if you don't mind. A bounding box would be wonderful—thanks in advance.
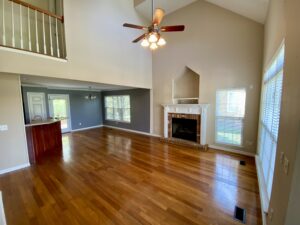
[135,0,269,24]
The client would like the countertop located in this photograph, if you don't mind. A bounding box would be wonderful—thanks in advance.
[25,119,63,127]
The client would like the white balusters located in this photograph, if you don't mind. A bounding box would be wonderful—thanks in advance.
[60,21,65,58]
[55,18,60,58]
[27,7,31,51]
[11,1,15,47]
[2,0,6,45]
[42,14,46,54]
[19,4,23,48]
[49,15,53,56]
[2,0,65,58]
[34,10,39,52]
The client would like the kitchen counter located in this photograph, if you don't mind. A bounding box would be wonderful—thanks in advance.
[25,120,62,164]
[25,118,66,127]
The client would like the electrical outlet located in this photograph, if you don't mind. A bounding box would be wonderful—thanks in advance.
[280,152,285,164]
[284,157,289,175]
[0,125,8,131]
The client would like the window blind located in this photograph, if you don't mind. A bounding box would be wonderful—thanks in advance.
[258,45,284,201]
[215,89,246,146]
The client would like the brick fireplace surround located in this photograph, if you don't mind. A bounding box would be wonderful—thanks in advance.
[162,104,209,147]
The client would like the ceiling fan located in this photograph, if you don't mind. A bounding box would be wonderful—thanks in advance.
[123,0,185,50]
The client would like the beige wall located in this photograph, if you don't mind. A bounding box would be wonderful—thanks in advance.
[0,73,29,172]
[262,0,300,225]
[152,0,264,154]
[0,0,152,89]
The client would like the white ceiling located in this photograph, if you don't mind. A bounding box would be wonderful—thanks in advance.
[21,75,134,91]
[135,0,269,24]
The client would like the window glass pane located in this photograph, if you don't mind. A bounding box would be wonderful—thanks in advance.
[106,108,114,120]
[104,95,131,122]
[216,89,246,146]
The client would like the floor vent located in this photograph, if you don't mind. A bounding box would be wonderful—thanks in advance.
[240,160,246,166]
[234,206,246,224]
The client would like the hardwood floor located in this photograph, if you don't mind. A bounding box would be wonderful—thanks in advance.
[0,127,262,225]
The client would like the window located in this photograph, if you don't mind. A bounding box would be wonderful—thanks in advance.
[215,89,246,146]
[104,95,131,122]
[258,45,284,200]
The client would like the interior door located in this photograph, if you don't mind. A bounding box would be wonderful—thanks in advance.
[27,92,47,122]
[48,94,72,133]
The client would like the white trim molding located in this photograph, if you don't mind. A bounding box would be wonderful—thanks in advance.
[72,125,103,132]
[0,163,30,175]
[0,192,7,225]
[103,125,161,138]
[209,145,255,157]
[255,155,269,225]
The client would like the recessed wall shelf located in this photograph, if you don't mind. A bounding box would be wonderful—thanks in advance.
[172,66,200,104]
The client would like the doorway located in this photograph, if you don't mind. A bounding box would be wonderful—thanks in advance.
[48,94,72,133]
[27,92,47,122]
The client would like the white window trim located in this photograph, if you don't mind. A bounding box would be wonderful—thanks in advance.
[257,41,285,212]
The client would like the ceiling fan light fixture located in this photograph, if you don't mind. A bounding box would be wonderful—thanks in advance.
[141,38,150,47]
[150,42,158,50]
[148,32,158,43]
[157,37,166,46]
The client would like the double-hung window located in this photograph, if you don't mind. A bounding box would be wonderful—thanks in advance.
[104,95,131,123]
[258,45,284,203]
[215,89,246,146]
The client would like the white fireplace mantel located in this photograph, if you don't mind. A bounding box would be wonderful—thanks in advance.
[162,104,209,146]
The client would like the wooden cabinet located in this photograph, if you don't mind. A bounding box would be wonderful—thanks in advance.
[26,121,62,164]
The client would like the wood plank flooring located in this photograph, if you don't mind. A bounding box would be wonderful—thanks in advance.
[0,127,262,225]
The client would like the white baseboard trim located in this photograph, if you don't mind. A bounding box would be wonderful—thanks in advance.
[72,125,103,132]
[0,163,30,175]
[0,192,7,225]
[255,156,269,219]
[103,125,161,138]
[208,145,255,157]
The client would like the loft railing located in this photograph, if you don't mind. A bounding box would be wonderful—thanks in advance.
[1,0,66,59]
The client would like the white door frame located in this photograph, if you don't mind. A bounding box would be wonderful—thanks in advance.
[48,94,72,133]
[27,92,47,122]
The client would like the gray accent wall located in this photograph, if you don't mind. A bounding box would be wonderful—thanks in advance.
[22,87,103,130]
[102,89,150,133]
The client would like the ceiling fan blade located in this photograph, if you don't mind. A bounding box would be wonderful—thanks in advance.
[161,25,185,32]
[123,23,146,30]
[153,8,165,25]
[132,33,147,43]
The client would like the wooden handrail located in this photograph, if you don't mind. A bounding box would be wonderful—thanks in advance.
[8,0,64,22]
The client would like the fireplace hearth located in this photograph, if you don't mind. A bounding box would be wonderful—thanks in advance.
[172,118,197,142]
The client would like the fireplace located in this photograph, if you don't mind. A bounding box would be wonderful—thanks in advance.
[163,104,209,146]
[172,118,197,142]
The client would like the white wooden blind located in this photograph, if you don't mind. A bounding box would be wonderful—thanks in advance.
[258,45,284,200]
[215,89,246,146]
[104,96,131,123]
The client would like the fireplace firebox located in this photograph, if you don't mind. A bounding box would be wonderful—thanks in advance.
[172,118,197,142]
